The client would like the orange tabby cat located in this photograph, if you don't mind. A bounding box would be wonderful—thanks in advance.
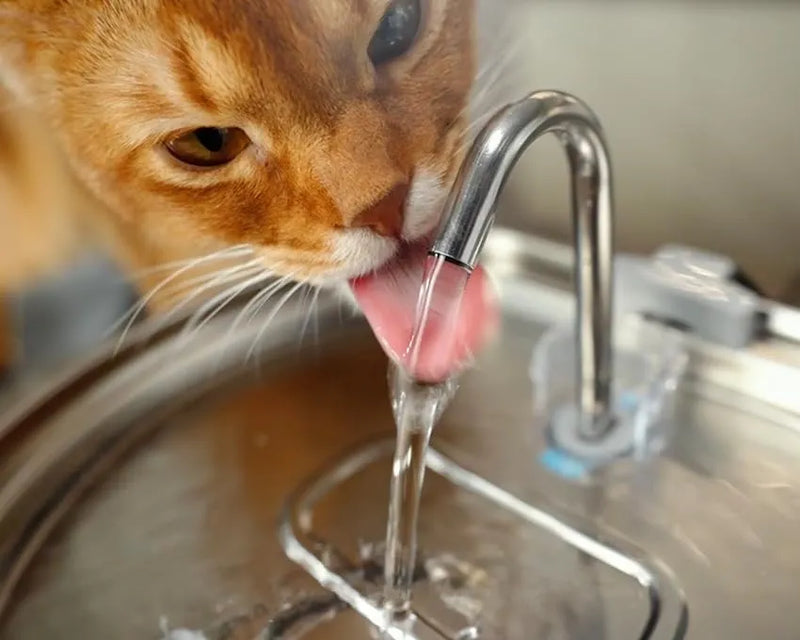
[0,0,485,369]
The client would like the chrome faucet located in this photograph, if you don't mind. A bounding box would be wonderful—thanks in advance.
[430,90,615,439]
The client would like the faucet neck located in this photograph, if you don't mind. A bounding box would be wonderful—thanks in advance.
[431,90,615,438]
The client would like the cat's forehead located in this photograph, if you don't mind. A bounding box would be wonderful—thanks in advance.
[95,0,471,142]
[167,0,389,46]
[155,0,395,114]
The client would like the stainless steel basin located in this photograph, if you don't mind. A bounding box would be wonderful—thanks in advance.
[0,229,798,639]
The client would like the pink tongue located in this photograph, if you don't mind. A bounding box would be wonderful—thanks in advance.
[349,244,498,383]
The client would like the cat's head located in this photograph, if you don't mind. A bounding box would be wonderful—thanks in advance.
[3,0,475,283]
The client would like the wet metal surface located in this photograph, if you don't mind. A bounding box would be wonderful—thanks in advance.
[0,231,798,638]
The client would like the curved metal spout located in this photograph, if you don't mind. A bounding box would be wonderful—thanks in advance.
[431,90,614,438]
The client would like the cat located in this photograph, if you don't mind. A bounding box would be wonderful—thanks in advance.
[0,0,514,371]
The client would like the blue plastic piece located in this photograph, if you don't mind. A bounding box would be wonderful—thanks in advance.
[539,447,593,481]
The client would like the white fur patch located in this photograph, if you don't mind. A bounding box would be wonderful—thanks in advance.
[329,227,398,279]
[403,168,448,241]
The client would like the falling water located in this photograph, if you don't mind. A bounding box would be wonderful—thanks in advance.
[382,255,472,627]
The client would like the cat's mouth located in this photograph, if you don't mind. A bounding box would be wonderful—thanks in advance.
[348,237,498,382]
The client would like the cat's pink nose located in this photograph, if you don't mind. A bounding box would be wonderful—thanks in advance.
[352,183,409,239]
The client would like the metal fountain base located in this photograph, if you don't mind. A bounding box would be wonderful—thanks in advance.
[0,230,799,639]
[279,437,687,639]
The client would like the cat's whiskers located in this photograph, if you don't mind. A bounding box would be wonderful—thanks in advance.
[247,280,306,364]
[475,36,522,98]
[312,286,323,346]
[153,262,261,310]
[114,245,256,323]
[450,37,523,160]
[336,290,345,326]
[298,284,323,348]
[167,271,301,369]
[110,250,260,352]
[207,271,297,357]
[127,245,255,281]
[231,274,298,332]
[204,273,301,378]
[175,269,276,348]
[149,260,264,331]
[450,43,516,130]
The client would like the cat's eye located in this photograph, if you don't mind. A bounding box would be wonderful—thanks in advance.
[368,0,422,66]
[165,127,250,168]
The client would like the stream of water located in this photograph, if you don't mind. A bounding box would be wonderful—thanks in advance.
[382,255,471,628]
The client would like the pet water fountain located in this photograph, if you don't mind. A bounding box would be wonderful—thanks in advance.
[279,90,690,639]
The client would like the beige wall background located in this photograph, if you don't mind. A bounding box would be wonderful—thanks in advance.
[480,1,800,300]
